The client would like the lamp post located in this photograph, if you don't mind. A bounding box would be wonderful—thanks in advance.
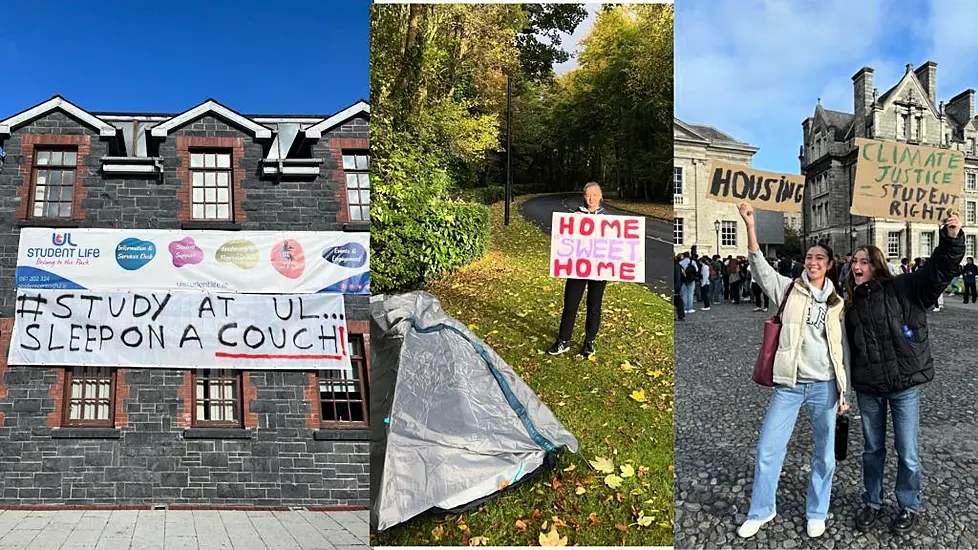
[714,219,721,256]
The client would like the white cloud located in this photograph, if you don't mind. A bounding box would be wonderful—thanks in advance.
[553,4,600,75]
[675,0,938,173]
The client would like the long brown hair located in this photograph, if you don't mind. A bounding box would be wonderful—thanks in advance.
[844,245,894,308]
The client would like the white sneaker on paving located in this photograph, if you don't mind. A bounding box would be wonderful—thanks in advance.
[807,519,826,538]
[737,512,775,538]
[701,307,710,310]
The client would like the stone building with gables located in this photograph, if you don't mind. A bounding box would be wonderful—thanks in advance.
[674,119,786,257]
[0,96,371,507]
[801,61,978,260]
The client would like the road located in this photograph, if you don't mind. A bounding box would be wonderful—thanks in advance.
[675,297,978,549]
[520,194,671,292]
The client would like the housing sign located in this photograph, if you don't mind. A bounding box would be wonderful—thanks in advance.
[8,290,352,372]
[549,213,645,283]
[15,228,369,295]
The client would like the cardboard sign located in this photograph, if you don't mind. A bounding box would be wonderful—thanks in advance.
[550,213,645,283]
[851,138,964,222]
[8,290,352,372]
[15,228,369,294]
[706,160,804,213]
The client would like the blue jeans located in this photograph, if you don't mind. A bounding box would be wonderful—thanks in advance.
[856,387,921,512]
[747,381,839,520]
[712,279,723,302]
[682,283,695,311]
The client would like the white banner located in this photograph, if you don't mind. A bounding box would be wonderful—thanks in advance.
[15,228,369,294]
[549,213,646,283]
[8,290,352,372]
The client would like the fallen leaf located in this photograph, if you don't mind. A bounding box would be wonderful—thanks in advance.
[604,474,623,489]
[499,479,510,490]
[590,456,615,474]
[539,527,567,547]
[575,486,586,495]
[615,523,628,532]
[551,517,566,528]
[620,464,635,478]
[541,520,548,531]
[431,525,444,541]
[637,513,653,527]
[587,512,601,526]
[515,519,528,532]
[469,536,489,546]
[630,389,647,402]
[563,464,575,472]
[550,477,561,490]
[620,361,636,373]
[531,509,542,520]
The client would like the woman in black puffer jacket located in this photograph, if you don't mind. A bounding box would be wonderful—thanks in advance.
[844,211,964,536]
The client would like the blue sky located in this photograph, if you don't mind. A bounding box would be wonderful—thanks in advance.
[0,0,369,118]
[676,0,978,174]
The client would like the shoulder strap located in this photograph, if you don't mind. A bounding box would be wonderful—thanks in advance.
[773,283,794,321]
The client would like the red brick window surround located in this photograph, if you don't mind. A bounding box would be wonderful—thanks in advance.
[319,332,369,428]
[328,137,369,224]
[175,136,246,223]
[192,369,243,428]
[16,134,91,222]
[63,366,115,427]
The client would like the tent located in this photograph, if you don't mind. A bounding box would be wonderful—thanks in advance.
[370,292,580,532]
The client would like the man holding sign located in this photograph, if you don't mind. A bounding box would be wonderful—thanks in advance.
[547,183,645,358]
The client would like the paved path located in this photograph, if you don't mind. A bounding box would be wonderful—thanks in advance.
[520,193,671,292]
[0,509,367,550]
[675,297,978,549]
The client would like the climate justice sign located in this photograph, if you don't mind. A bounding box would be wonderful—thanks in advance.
[851,138,964,223]
[8,290,352,372]
[549,213,645,283]
[706,160,804,213]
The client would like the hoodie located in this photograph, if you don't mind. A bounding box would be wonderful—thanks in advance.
[795,270,836,383]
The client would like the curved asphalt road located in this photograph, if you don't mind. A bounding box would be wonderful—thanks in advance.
[520,194,671,292]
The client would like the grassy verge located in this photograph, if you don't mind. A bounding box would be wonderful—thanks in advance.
[603,199,673,221]
[372,196,674,547]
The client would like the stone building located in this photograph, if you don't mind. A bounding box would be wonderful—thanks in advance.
[674,119,785,257]
[800,61,978,260]
[0,96,371,507]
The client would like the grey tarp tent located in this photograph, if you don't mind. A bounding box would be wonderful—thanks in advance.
[370,292,579,532]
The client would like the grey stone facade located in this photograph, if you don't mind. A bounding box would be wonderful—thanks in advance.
[0,97,370,507]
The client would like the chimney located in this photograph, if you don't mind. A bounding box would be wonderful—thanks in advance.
[947,89,976,126]
[852,66,874,138]
[914,61,937,106]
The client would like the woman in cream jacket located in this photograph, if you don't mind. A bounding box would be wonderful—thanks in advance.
[735,202,850,540]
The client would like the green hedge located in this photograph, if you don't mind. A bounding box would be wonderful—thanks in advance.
[453,184,540,205]
[372,200,490,293]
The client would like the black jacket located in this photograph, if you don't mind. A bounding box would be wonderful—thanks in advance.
[845,227,965,394]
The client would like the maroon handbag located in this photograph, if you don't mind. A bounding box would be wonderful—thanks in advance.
[752,288,793,387]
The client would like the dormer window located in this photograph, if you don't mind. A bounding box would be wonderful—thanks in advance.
[31,149,78,219]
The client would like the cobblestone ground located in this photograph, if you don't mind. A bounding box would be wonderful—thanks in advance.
[675,295,978,549]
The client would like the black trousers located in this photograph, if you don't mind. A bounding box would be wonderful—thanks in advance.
[558,278,608,342]
[965,282,977,303]
[752,282,769,309]
[730,280,742,304]
[674,291,685,320]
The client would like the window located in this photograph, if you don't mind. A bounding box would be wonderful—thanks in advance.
[673,167,683,198]
[343,153,370,222]
[31,149,77,219]
[968,201,977,225]
[193,370,241,427]
[916,117,923,141]
[968,173,977,191]
[721,220,737,247]
[920,231,934,257]
[887,232,902,258]
[968,235,977,258]
[970,138,976,155]
[190,151,232,220]
[901,114,910,139]
[674,218,684,245]
[319,334,369,426]
[63,367,114,427]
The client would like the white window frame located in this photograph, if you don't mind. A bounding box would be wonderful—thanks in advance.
[720,220,737,247]
[674,217,684,246]
[968,235,977,259]
[342,153,370,222]
[920,231,934,257]
[967,172,977,191]
[887,231,902,258]
[968,200,977,226]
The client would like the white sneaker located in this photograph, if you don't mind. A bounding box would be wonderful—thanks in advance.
[701,307,711,311]
[933,307,941,312]
[737,512,775,538]
[807,519,826,538]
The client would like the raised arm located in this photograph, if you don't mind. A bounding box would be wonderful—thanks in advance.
[898,211,965,308]
[738,202,792,305]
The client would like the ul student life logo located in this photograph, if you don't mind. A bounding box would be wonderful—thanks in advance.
[52,233,77,247]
